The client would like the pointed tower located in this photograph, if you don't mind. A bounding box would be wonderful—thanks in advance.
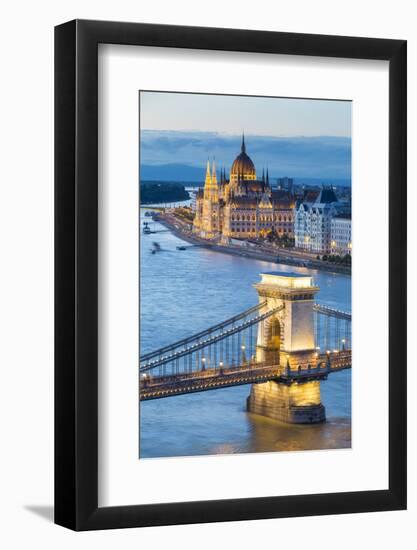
[241,132,246,154]
[205,159,211,185]
[203,158,218,201]
[201,156,220,238]
[211,158,217,185]
[266,168,272,198]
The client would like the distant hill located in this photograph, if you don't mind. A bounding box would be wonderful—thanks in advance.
[141,164,205,183]
[140,131,351,181]
[140,165,351,188]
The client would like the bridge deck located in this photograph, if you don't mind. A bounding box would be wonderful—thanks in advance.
[140,351,351,401]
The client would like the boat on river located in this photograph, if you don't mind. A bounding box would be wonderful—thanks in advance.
[150,242,161,254]
[143,221,153,234]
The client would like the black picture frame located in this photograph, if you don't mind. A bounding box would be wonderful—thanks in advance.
[55,19,407,531]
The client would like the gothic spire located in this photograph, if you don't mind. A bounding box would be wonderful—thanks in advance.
[211,158,217,184]
[266,167,270,186]
[205,159,211,185]
[241,132,246,154]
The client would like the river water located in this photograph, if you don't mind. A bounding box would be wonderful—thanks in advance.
[139,209,351,459]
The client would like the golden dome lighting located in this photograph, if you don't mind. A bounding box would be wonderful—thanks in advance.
[230,134,256,182]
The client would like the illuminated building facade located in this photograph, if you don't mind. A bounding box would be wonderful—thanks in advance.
[330,214,352,255]
[294,187,339,254]
[193,136,295,240]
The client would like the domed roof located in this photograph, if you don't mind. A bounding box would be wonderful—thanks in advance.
[231,135,256,176]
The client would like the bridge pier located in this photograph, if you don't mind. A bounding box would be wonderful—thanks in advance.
[247,380,325,424]
[247,272,325,424]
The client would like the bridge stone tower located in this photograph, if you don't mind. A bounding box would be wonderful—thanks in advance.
[247,272,325,424]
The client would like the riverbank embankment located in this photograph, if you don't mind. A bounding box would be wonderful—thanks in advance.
[151,212,351,276]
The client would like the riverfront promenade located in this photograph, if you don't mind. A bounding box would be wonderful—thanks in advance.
[151,210,351,275]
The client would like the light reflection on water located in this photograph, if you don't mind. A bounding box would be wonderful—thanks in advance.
[139,210,351,459]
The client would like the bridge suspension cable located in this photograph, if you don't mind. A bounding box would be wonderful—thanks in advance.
[139,300,353,400]
[140,301,352,386]
[313,304,351,321]
[140,304,284,373]
[314,304,351,353]
[140,301,267,363]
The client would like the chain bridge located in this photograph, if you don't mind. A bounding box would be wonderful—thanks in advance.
[140,272,351,424]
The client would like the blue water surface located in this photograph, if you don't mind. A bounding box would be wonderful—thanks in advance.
[139,210,351,458]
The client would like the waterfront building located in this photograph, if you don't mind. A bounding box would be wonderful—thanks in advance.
[294,187,340,254]
[193,136,295,241]
[330,214,352,255]
[190,189,197,212]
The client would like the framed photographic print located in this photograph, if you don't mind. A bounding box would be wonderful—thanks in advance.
[55,20,407,530]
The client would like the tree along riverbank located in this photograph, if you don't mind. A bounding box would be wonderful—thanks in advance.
[140,181,190,204]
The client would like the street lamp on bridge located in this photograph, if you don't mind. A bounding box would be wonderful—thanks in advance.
[241,344,247,365]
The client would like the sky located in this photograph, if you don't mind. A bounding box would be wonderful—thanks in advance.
[140,92,351,137]
[139,91,351,181]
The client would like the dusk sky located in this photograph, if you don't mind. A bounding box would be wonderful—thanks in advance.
[140,91,352,182]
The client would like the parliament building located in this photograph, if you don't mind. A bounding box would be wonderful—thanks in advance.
[193,136,295,241]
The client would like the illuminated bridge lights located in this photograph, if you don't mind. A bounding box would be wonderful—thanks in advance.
[139,299,351,397]
[139,351,352,401]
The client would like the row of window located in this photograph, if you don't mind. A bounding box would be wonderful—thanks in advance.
[231,223,292,229]
[231,215,293,222]
[332,231,351,237]
[230,226,291,234]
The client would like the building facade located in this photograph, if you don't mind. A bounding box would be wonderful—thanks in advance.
[277,176,294,192]
[294,187,351,254]
[330,214,352,255]
[193,136,295,241]
[294,188,339,254]
[190,190,198,212]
